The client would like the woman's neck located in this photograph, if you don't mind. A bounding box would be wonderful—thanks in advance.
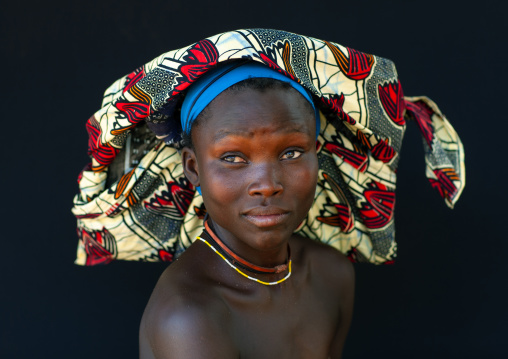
[205,218,290,271]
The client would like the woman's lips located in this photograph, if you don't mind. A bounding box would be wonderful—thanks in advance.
[243,209,289,228]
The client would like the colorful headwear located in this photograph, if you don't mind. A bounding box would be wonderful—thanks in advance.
[72,29,465,266]
[180,61,320,136]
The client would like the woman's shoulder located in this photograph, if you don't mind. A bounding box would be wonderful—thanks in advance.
[140,242,236,358]
[147,240,223,308]
[140,287,235,359]
[290,234,354,291]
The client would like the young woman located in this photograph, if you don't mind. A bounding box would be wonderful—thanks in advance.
[139,63,355,358]
[72,29,464,359]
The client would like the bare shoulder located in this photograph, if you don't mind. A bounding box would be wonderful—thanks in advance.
[140,243,237,359]
[291,234,354,289]
[290,235,355,358]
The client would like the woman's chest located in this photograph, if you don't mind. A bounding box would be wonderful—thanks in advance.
[221,284,340,359]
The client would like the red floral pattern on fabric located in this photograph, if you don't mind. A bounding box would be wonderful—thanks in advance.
[114,101,151,124]
[172,39,219,95]
[430,168,459,202]
[317,203,355,233]
[405,100,435,148]
[378,81,405,126]
[86,117,119,170]
[345,47,375,80]
[79,228,117,266]
[359,182,395,229]
[259,53,297,80]
[159,250,173,262]
[321,94,357,125]
[325,41,374,81]
[371,138,395,163]
[123,67,146,93]
[317,173,355,233]
[144,179,194,219]
[325,142,368,172]
[182,39,219,81]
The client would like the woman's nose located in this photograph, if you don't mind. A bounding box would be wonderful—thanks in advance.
[247,162,283,197]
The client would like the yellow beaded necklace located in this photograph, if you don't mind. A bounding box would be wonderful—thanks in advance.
[197,236,292,286]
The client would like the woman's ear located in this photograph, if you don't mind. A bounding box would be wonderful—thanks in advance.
[181,147,200,188]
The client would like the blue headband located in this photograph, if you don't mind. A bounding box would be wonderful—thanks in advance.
[180,61,320,136]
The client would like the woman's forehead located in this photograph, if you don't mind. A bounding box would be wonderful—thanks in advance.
[197,87,316,140]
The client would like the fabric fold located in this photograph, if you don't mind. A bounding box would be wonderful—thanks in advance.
[404,96,465,208]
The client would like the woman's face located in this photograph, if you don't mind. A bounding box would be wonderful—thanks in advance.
[183,87,318,264]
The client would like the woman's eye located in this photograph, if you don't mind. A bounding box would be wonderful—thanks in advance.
[222,155,246,163]
[281,150,303,160]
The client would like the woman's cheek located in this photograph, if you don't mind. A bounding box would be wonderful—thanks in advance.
[205,167,242,201]
[286,160,318,186]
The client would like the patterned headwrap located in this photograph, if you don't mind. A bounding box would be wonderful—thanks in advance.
[72,29,465,266]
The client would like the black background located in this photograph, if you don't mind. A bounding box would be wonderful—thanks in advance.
[1,0,507,358]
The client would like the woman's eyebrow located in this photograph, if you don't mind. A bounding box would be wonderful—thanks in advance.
[213,130,245,142]
[213,125,310,142]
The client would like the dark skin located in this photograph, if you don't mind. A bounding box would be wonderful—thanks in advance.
[139,87,355,359]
